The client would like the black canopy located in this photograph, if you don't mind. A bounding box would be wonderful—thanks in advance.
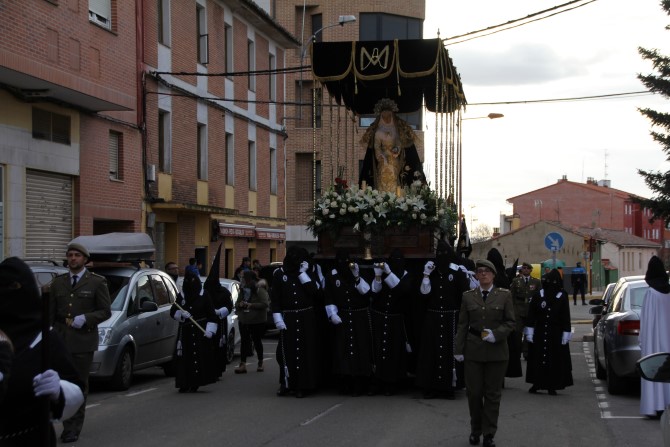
[310,38,466,115]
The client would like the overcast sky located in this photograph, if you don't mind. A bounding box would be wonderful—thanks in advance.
[422,0,670,231]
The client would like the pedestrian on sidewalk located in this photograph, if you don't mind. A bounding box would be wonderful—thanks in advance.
[235,270,269,374]
[571,262,587,305]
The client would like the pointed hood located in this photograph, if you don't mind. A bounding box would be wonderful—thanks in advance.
[456,216,472,258]
[645,255,670,294]
[487,248,509,288]
[204,244,223,295]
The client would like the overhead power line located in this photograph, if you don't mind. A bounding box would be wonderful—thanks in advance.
[445,0,597,45]
[467,90,653,106]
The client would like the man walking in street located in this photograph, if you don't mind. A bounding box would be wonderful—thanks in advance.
[49,243,111,443]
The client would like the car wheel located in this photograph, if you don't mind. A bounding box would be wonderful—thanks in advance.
[594,341,606,380]
[606,354,626,395]
[226,328,235,364]
[110,347,133,391]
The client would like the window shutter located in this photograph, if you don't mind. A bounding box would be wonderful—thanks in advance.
[109,132,119,179]
[89,0,111,20]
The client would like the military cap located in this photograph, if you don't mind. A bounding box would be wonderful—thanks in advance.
[67,242,90,259]
[521,262,533,270]
[475,259,496,275]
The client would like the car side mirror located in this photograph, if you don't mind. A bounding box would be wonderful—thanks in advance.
[588,298,603,306]
[588,305,603,315]
[636,352,670,382]
[140,300,159,312]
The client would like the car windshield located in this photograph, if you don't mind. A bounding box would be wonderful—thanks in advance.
[103,275,131,311]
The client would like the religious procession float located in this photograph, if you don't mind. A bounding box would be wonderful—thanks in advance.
[304,37,468,264]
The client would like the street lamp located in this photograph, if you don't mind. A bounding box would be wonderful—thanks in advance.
[300,15,357,61]
[458,112,505,220]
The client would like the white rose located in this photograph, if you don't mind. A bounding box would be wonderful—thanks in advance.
[315,219,322,226]
[322,208,330,216]
[339,208,346,215]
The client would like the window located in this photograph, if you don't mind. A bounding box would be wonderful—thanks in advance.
[248,141,256,191]
[89,0,111,29]
[225,24,233,77]
[248,39,256,91]
[151,275,170,306]
[311,14,323,43]
[269,53,276,101]
[295,153,321,201]
[158,0,171,46]
[225,132,234,186]
[32,108,71,145]
[359,13,422,41]
[158,110,171,173]
[196,4,208,65]
[109,131,123,180]
[270,147,277,195]
[197,124,207,180]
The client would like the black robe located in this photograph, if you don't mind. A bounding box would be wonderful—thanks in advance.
[170,290,218,390]
[209,286,233,376]
[525,289,574,390]
[416,264,469,392]
[325,270,373,378]
[0,331,83,446]
[271,268,319,392]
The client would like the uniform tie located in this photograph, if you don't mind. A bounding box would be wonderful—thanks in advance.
[525,277,529,285]
[72,275,78,288]
[482,290,489,301]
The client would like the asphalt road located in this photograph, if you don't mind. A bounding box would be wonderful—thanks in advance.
[54,298,663,447]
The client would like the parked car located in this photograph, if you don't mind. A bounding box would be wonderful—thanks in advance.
[588,282,616,328]
[637,352,670,447]
[592,275,648,394]
[89,264,180,390]
[25,259,68,288]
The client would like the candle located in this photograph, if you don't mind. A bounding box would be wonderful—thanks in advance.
[396,186,401,197]
[361,180,367,190]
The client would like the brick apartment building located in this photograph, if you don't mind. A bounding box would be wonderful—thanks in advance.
[272,0,426,253]
[0,0,298,277]
[502,175,668,262]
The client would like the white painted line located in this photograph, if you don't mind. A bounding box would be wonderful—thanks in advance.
[602,415,645,419]
[85,403,100,409]
[301,403,343,426]
[125,387,157,397]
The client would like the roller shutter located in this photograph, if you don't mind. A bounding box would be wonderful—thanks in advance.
[26,170,73,260]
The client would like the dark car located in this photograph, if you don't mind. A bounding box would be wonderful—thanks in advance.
[592,276,648,394]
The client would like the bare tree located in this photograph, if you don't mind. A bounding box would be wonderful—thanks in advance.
[471,223,492,243]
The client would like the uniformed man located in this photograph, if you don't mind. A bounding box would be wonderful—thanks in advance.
[455,259,515,447]
[509,263,541,361]
[49,243,111,443]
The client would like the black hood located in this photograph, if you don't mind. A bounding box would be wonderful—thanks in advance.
[388,248,405,276]
[645,256,670,294]
[0,257,42,352]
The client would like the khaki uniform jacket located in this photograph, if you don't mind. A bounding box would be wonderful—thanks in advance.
[50,270,112,353]
[455,287,515,362]
[509,275,542,327]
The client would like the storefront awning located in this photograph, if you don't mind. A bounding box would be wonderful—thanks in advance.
[216,223,255,238]
[255,228,286,241]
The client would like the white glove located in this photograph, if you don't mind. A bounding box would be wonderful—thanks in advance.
[71,315,86,329]
[482,328,496,343]
[215,307,230,319]
[524,327,534,343]
[423,261,435,276]
[350,263,360,278]
[331,269,338,276]
[175,310,192,322]
[374,267,383,277]
[454,354,464,362]
[330,313,342,325]
[33,369,61,401]
[273,313,287,330]
[561,331,572,345]
[204,322,217,338]
[299,261,309,273]
[383,263,392,275]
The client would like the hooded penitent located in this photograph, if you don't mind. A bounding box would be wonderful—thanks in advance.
[0,257,42,352]
[542,268,564,296]
[436,239,456,273]
[283,245,305,276]
[388,248,405,276]
[182,270,203,301]
[487,248,509,288]
[335,248,354,280]
[645,255,670,294]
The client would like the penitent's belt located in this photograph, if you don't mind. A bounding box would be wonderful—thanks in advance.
[468,326,483,337]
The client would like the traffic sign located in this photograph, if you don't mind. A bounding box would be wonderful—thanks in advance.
[544,232,564,251]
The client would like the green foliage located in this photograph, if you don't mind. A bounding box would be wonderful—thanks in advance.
[634,1,670,225]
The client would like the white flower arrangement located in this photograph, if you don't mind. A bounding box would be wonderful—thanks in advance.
[307,180,457,238]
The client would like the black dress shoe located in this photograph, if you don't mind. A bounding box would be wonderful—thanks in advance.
[61,431,79,443]
[469,433,480,445]
[528,385,538,394]
[483,434,495,447]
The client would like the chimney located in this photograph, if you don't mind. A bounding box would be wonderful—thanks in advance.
[558,175,567,182]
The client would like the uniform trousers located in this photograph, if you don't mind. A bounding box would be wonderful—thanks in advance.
[464,358,508,437]
[62,351,93,435]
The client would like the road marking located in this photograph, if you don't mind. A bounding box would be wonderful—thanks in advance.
[86,403,101,409]
[125,387,157,397]
[300,403,343,426]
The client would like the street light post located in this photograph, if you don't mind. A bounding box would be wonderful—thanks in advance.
[458,112,504,221]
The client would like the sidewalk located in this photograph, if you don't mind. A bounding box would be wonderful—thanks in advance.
[573,293,600,341]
